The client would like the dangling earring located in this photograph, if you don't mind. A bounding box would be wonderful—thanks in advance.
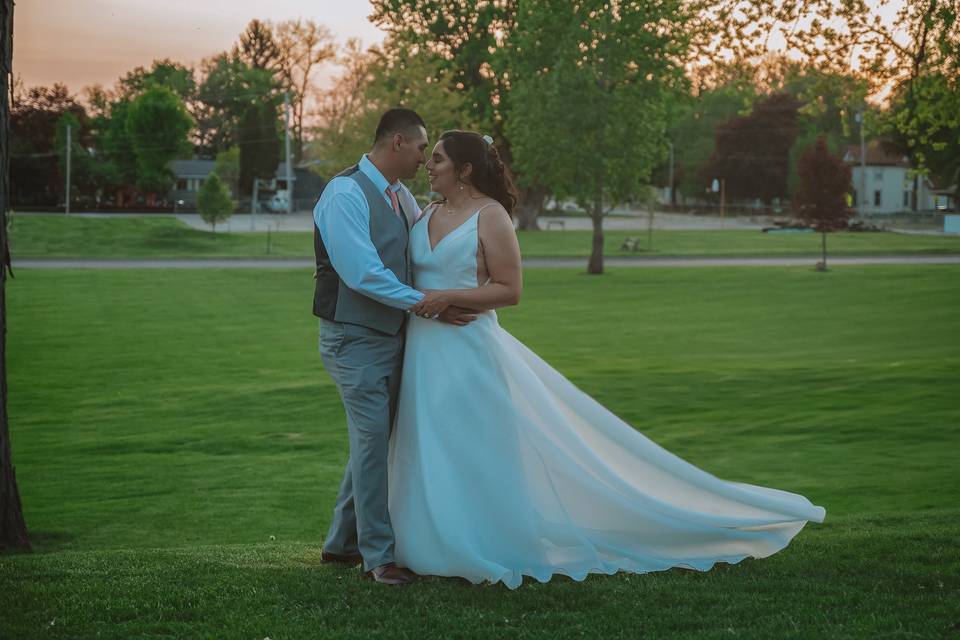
[458,181,464,191]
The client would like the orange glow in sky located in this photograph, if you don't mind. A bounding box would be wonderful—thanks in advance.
[13,0,385,93]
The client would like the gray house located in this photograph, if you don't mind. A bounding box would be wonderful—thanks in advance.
[169,160,321,210]
[170,159,216,207]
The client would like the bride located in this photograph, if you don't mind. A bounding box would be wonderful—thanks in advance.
[388,130,826,589]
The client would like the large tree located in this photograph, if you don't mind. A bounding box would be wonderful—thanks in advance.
[10,83,88,206]
[368,1,558,227]
[688,0,959,201]
[311,37,467,196]
[117,59,196,101]
[507,0,689,274]
[234,19,283,74]
[884,71,960,202]
[701,92,802,205]
[238,100,281,198]
[775,62,871,198]
[274,19,337,162]
[197,54,280,157]
[659,81,758,203]
[125,85,193,201]
[1,0,30,551]
[91,97,139,204]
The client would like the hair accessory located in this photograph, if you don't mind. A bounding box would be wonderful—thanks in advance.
[482,134,494,146]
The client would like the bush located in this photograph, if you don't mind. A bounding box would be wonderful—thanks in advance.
[197,173,234,232]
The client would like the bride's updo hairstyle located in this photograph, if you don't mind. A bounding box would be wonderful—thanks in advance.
[438,130,518,215]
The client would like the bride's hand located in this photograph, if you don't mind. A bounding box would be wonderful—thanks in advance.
[411,290,452,318]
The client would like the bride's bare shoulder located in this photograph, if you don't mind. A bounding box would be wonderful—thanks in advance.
[477,200,513,230]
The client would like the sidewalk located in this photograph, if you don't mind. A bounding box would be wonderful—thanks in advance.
[170,211,765,233]
[11,210,767,232]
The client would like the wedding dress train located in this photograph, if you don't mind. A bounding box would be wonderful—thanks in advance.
[388,208,825,589]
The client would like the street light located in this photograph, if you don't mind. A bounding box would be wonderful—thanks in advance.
[855,110,866,219]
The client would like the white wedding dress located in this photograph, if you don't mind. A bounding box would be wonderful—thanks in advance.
[388,207,825,589]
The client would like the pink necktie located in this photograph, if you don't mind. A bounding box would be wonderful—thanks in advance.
[386,187,402,219]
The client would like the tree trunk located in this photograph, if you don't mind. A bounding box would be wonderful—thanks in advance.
[0,0,31,552]
[819,230,828,271]
[516,183,546,231]
[912,173,919,212]
[587,208,604,275]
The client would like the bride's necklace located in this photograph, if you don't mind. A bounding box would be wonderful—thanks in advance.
[440,197,482,216]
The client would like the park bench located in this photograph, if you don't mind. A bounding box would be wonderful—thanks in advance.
[621,237,642,251]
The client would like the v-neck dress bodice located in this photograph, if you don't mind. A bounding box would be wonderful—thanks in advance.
[409,207,482,291]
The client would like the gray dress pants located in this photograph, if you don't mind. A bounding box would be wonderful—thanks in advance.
[319,318,404,571]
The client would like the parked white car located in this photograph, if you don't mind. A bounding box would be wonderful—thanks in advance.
[265,192,290,212]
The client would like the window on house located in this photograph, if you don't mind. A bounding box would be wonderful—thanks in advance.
[276,180,287,190]
[874,170,883,181]
[176,179,187,191]
[903,191,910,207]
[874,190,882,206]
[852,190,858,206]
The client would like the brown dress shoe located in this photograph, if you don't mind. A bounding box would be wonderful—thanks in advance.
[320,549,363,565]
[364,563,416,586]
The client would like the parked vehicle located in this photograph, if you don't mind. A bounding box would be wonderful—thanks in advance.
[264,192,290,213]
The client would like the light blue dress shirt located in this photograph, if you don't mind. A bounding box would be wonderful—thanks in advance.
[314,155,424,310]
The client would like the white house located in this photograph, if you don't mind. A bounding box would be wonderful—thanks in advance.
[843,141,940,214]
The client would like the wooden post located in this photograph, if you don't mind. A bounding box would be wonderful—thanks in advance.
[720,178,726,228]
[64,124,71,214]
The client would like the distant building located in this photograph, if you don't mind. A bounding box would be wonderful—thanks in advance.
[168,159,325,210]
[170,160,216,206]
[843,142,946,214]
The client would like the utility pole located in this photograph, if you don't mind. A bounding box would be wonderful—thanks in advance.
[250,178,258,231]
[64,123,71,214]
[856,110,866,218]
[284,92,293,215]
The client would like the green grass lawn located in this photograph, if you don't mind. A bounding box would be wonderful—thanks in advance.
[3,266,959,638]
[10,213,960,259]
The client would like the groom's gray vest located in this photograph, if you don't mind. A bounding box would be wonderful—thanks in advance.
[313,164,411,335]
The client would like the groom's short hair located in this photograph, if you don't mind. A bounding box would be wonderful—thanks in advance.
[374,108,426,145]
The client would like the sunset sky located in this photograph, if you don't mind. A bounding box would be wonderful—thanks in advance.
[13,0,385,93]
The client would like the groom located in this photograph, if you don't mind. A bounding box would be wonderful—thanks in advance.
[312,108,474,585]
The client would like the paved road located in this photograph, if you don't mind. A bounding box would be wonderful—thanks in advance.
[12,255,960,270]
[17,210,767,231]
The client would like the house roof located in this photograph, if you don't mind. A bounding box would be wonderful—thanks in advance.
[169,159,296,180]
[273,164,296,180]
[843,141,911,167]
[170,159,215,177]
